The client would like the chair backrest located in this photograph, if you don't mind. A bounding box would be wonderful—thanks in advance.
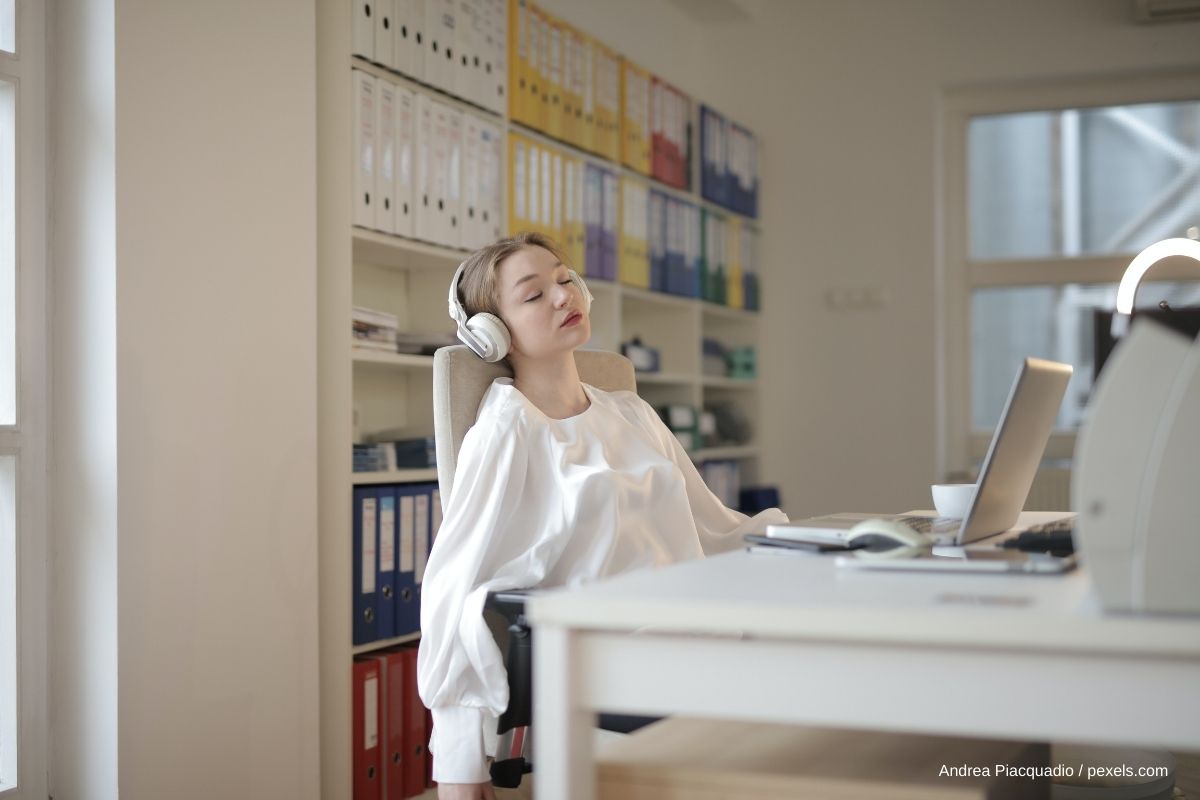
[432,345,638,502]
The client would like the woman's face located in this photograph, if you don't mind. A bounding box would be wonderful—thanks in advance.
[495,246,591,361]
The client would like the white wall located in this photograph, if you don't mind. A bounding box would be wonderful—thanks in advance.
[546,0,1200,518]
[51,1,321,798]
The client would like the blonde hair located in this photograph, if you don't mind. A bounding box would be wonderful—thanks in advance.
[456,231,568,317]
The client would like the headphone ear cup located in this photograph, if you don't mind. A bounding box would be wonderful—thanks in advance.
[465,312,511,363]
[570,271,593,313]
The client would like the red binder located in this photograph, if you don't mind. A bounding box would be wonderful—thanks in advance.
[380,653,406,800]
[352,659,383,800]
[401,648,426,796]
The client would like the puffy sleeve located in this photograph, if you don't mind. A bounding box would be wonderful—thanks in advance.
[416,416,540,784]
[635,398,788,555]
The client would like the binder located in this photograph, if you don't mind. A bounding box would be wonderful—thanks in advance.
[414,486,431,630]
[380,652,406,800]
[545,13,564,140]
[375,0,395,69]
[461,112,483,249]
[619,176,649,289]
[353,70,377,230]
[353,0,375,61]
[454,0,478,106]
[466,117,503,246]
[583,162,603,277]
[353,658,383,800]
[479,0,505,116]
[619,59,651,175]
[394,84,416,238]
[508,133,529,234]
[593,40,621,162]
[376,489,397,640]
[648,189,666,293]
[352,486,379,646]
[432,488,442,542]
[741,223,759,310]
[395,487,419,637]
[579,32,596,155]
[702,209,727,305]
[527,137,542,235]
[700,105,730,209]
[666,197,685,296]
[651,77,666,185]
[563,156,585,271]
[600,168,619,281]
[424,0,456,94]
[401,648,427,797]
[414,93,435,243]
[684,201,702,299]
[538,143,552,239]
[394,0,425,80]
[560,22,583,148]
[509,0,535,126]
[550,149,563,245]
[726,218,742,308]
[375,79,397,235]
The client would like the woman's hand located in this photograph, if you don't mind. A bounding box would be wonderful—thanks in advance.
[437,782,497,800]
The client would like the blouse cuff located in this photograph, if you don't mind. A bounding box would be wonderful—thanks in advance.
[430,705,491,784]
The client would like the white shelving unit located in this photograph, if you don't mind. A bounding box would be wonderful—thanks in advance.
[318,2,765,797]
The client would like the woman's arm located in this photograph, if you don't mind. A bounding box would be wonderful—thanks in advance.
[417,417,549,784]
[636,398,788,554]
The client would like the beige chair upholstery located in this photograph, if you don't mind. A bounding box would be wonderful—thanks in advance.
[432,345,637,503]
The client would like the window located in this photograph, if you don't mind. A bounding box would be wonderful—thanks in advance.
[940,73,1200,476]
[0,1,48,796]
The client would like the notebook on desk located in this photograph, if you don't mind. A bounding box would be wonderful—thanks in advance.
[768,357,1075,548]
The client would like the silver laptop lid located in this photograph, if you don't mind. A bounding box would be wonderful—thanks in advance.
[958,357,1073,544]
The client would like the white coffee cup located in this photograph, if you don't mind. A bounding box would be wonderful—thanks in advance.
[931,483,976,519]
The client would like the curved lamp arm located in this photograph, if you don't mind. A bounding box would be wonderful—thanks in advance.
[1112,238,1200,338]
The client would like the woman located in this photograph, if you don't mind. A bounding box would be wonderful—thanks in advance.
[418,232,787,799]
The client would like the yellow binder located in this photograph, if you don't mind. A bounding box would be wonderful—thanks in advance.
[560,23,584,149]
[508,0,533,127]
[592,39,620,162]
[620,58,652,176]
[619,176,650,289]
[562,155,586,272]
[727,218,744,309]
[578,32,596,156]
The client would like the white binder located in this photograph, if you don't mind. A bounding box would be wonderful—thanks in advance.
[454,0,479,107]
[461,113,483,249]
[527,140,541,233]
[551,151,563,242]
[425,0,456,94]
[427,100,463,247]
[352,69,377,229]
[479,118,503,242]
[414,93,437,243]
[395,0,425,80]
[376,79,398,233]
[484,0,506,115]
[353,0,375,60]
[394,84,416,238]
[375,0,395,69]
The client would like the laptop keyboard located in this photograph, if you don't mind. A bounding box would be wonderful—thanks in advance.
[896,516,961,535]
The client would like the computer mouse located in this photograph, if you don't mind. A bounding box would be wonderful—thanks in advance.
[846,519,935,552]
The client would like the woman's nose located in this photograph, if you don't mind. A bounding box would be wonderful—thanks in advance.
[553,284,572,307]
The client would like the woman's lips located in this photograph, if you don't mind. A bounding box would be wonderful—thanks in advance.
[561,311,582,328]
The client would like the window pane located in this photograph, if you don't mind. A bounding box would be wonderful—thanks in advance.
[0,456,14,787]
[969,100,1200,260]
[0,0,12,54]
[971,281,1200,430]
[0,80,12,425]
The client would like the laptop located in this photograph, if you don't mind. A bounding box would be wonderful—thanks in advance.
[767,356,1075,548]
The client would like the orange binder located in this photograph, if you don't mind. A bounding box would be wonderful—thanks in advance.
[401,648,427,797]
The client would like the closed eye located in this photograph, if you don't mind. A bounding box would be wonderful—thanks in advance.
[525,279,572,302]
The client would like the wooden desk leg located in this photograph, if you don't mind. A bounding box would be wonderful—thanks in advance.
[533,624,594,800]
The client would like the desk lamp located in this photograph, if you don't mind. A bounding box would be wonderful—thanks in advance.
[1075,236,1200,615]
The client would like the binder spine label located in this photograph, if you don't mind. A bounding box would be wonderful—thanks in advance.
[362,497,377,594]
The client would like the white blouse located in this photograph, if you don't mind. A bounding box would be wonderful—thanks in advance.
[416,377,788,783]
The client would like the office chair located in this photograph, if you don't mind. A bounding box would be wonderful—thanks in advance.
[432,344,638,788]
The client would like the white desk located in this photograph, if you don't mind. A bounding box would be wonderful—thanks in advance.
[527,522,1200,800]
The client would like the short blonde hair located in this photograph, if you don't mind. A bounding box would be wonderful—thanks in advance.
[456,231,568,317]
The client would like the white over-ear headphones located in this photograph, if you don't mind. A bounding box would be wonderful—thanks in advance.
[447,260,594,362]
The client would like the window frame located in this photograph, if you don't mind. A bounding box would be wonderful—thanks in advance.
[0,0,48,797]
[938,69,1200,480]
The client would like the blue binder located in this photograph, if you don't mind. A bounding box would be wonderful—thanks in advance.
[375,488,397,640]
[649,190,666,293]
[352,486,379,646]
[666,198,686,297]
[413,483,434,630]
[394,484,420,637]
